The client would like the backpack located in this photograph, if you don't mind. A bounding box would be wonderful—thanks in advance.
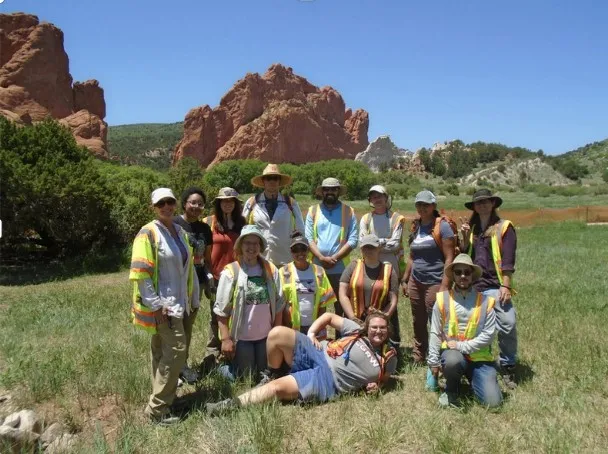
[247,193,295,225]
[410,215,459,256]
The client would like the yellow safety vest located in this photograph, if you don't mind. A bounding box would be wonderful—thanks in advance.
[308,203,354,267]
[361,211,406,274]
[467,219,514,287]
[436,290,495,362]
[349,259,392,318]
[129,221,195,334]
[280,262,337,330]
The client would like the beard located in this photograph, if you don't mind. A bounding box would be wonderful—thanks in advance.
[323,194,338,204]
[454,280,472,291]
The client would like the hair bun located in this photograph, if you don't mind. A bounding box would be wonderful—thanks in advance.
[291,230,303,239]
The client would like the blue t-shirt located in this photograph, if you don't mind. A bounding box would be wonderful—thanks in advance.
[410,219,454,285]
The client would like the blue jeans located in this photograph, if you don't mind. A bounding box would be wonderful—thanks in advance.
[218,338,267,381]
[483,289,517,367]
[441,350,502,407]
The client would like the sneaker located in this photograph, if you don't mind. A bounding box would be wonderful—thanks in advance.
[501,365,518,390]
[149,413,181,426]
[177,377,184,388]
[180,365,199,384]
[205,398,240,416]
[425,367,439,392]
[256,369,274,388]
[438,392,459,408]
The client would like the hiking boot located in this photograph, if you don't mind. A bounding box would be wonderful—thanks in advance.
[500,365,517,390]
[149,413,181,426]
[438,392,459,408]
[180,365,199,385]
[205,398,240,416]
[256,369,275,388]
[425,367,439,392]
[199,355,217,376]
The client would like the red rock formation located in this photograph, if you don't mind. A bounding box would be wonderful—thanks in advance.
[0,13,108,157]
[173,64,369,167]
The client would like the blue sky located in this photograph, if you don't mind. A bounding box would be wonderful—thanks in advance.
[2,0,607,154]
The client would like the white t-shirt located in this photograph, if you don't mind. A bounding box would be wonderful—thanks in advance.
[294,265,316,327]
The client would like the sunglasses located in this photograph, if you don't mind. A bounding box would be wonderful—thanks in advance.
[263,175,281,182]
[452,268,472,277]
[291,245,308,253]
[155,198,176,208]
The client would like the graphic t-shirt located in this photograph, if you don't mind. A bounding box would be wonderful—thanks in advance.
[294,266,316,327]
[239,264,272,341]
[173,216,213,282]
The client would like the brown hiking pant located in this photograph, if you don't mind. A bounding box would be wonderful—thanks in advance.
[408,279,440,364]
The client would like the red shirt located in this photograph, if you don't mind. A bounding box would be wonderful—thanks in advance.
[210,229,239,280]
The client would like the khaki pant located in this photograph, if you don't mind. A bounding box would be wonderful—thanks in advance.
[145,318,186,418]
[182,308,198,363]
[408,278,440,364]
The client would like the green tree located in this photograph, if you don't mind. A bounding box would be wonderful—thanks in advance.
[169,157,206,197]
[0,117,113,255]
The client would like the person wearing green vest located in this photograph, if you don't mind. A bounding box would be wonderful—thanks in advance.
[427,254,502,408]
[279,231,337,338]
[459,189,518,389]
[129,188,198,425]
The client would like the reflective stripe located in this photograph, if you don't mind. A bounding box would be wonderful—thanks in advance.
[309,203,353,267]
[467,220,514,288]
[349,259,391,318]
[363,211,405,273]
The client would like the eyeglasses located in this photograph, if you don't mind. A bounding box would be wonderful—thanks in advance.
[291,246,308,253]
[369,326,388,332]
[187,201,204,207]
[155,199,176,208]
[453,268,472,277]
[263,175,281,182]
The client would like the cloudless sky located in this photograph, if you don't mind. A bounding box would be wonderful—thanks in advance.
[2,0,607,154]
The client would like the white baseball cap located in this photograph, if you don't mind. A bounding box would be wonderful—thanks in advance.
[151,188,176,205]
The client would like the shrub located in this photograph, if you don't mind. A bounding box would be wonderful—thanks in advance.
[445,183,459,196]
[0,117,114,255]
[497,164,506,173]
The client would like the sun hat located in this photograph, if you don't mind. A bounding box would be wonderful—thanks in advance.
[360,234,381,248]
[234,225,267,253]
[290,231,309,249]
[414,190,437,205]
[464,188,503,210]
[314,177,346,197]
[368,185,388,196]
[214,187,242,201]
[445,254,482,281]
[251,164,293,188]
[151,188,176,205]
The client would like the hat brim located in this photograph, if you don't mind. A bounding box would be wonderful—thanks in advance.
[464,196,503,210]
[214,195,242,201]
[315,185,347,197]
[445,262,482,281]
[251,174,293,188]
[234,232,268,253]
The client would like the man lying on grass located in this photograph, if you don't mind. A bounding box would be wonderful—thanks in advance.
[205,310,397,414]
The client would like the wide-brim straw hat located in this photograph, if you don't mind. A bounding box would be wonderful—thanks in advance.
[214,187,242,201]
[315,177,346,197]
[251,164,293,188]
[234,225,268,253]
[445,254,483,281]
[465,188,503,210]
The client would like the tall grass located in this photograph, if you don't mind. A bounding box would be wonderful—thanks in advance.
[1,222,607,452]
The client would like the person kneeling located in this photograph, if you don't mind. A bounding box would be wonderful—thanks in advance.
[427,254,503,408]
[206,310,397,415]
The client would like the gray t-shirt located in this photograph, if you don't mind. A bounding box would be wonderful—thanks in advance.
[410,219,454,285]
[323,319,397,393]
[340,261,399,312]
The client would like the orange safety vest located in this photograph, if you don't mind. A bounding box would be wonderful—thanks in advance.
[203,215,217,232]
[349,259,392,318]
[326,334,397,382]
[436,290,495,362]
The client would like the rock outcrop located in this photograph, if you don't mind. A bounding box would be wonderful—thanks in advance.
[355,135,408,172]
[0,13,108,157]
[173,64,369,167]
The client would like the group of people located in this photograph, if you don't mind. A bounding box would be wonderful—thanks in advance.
[129,163,518,425]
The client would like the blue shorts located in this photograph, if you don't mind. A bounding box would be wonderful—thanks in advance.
[290,332,337,402]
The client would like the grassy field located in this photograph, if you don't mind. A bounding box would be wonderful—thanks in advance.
[1,222,608,453]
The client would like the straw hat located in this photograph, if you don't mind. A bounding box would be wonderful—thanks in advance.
[314,177,346,197]
[251,164,293,188]
[445,254,482,281]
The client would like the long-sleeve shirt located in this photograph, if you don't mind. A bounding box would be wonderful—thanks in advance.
[471,222,517,292]
[242,193,305,266]
[136,221,200,318]
[305,201,358,275]
[359,211,404,272]
[427,289,496,367]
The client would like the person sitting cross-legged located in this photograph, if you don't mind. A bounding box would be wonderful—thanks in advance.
[205,310,397,415]
[428,253,503,408]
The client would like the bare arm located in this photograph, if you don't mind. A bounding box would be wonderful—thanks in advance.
[307,312,345,336]
[385,291,398,317]
[339,282,355,319]
[440,238,456,291]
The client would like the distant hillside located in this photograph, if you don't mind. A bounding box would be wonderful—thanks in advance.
[107,122,183,170]
[460,157,572,187]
